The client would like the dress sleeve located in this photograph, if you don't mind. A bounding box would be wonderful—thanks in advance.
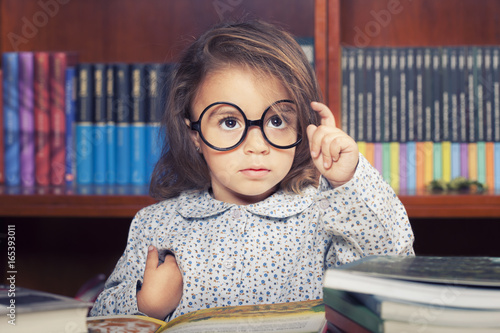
[319,153,415,267]
[89,209,149,317]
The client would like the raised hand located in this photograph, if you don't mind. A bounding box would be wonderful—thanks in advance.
[306,101,359,187]
[137,246,183,320]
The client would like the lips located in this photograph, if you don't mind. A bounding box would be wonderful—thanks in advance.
[240,168,270,178]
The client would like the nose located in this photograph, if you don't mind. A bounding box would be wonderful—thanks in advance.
[243,126,270,154]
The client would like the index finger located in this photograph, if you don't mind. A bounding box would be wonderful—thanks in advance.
[311,101,337,128]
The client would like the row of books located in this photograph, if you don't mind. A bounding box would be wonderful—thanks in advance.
[341,46,500,144]
[323,256,500,332]
[1,52,175,186]
[358,141,500,193]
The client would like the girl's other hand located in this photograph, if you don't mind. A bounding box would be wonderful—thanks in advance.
[137,246,183,320]
[306,101,359,187]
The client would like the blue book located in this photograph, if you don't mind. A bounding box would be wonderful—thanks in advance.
[131,64,147,185]
[93,64,107,184]
[451,142,461,180]
[76,63,94,184]
[105,65,117,184]
[115,63,131,185]
[64,67,77,185]
[146,63,173,181]
[2,53,20,186]
[406,141,416,192]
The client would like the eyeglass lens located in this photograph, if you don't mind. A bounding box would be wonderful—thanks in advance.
[198,101,299,150]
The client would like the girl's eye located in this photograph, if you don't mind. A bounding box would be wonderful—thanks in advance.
[220,117,241,130]
[267,115,286,129]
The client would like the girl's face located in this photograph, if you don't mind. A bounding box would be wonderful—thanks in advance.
[189,66,296,205]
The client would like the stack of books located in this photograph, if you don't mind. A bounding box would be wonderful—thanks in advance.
[323,256,500,332]
[1,52,175,187]
[342,46,500,193]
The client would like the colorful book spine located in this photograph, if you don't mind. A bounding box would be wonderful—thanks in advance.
[399,142,407,193]
[115,63,131,185]
[441,141,451,182]
[64,67,77,185]
[373,142,383,176]
[406,141,416,192]
[477,141,486,185]
[18,52,35,187]
[382,142,391,184]
[433,142,443,181]
[2,53,21,186]
[485,142,494,191]
[451,142,461,179]
[357,142,366,159]
[131,63,147,185]
[93,63,107,184]
[468,143,478,181]
[460,143,469,178]
[495,142,500,192]
[390,142,400,191]
[34,52,51,186]
[423,141,433,187]
[416,141,425,191]
[105,65,116,184]
[50,52,78,185]
[76,63,94,184]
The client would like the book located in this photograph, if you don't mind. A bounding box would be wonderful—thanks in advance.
[76,63,94,184]
[0,285,92,332]
[34,52,51,186]
[87,299,326,333]
[64,67,77,186]
[2,52,20,186]
[115,63,131,185]
[18,52,35,187]
[93,63,107,184]
[131,63,147,185]
[324,256,500,309]
[50,52,78,186]
[441,140,451,182]
[105,64,117,184]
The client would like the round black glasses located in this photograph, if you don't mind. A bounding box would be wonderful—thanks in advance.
[190,99,302,151]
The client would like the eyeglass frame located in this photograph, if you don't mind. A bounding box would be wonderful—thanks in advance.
[190,99,302,151]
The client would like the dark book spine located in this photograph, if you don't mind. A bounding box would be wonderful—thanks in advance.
[432,48,441,143]
[423,48,433,142]
[105,65,117,184]
[390,48,399,142]
[131,63,147,185]
[399,48,407,143]
[449,48,459,143]
[381,48,390,142]
[458,47,468,143]
[483,47,494,142]
[34,52,51,186]
[348,47,356,139]
[415,48,424,142]
[441,48,450,142]
[475,47,485,142]
[373,48,382,142]
[364,48,374,143]
[18,52,35,187]
[50,52,78,185]
[341,48,349,133]
[356,48,365,142]
[467,47,476,143]
[493,48,500,142]
[406,48,416,142]
[115,63,131,184]
[76,63,94,184]
[93,63,107,184]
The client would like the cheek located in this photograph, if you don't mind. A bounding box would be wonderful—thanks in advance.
[203,153,238,183]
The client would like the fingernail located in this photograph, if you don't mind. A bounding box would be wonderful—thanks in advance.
[148,245,155,252]
[311,150,318,158]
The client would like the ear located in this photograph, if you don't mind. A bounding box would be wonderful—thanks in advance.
[184,118,202,151]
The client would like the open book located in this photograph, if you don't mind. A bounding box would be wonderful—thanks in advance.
[87,299,326,333]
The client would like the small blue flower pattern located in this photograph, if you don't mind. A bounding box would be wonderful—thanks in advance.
[90,155,414,320]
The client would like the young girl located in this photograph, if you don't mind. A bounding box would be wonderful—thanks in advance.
[90,20,414,321]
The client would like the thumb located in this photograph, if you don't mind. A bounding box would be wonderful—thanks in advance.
[145,245,159,270]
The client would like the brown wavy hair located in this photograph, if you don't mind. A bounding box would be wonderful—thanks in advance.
[150,20,323,200]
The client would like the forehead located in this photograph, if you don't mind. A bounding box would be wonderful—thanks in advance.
[192,65,291,119]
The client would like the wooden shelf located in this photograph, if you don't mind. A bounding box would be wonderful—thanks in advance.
[0,185,156,218]
[1,185,498,218]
